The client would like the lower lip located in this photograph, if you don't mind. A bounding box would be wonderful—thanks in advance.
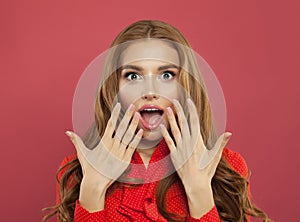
[139,115,164,130]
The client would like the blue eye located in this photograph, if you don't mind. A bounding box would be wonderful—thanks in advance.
[125,72,142,81]
[161,71,175,80]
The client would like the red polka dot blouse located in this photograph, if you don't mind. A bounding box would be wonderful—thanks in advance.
[57,139,249,222]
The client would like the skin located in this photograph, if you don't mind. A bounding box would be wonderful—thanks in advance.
[160,98,232,218]
[65,39,232,219]
[66,103,143,212]
[118,40,181,164]
[119,60,180,165]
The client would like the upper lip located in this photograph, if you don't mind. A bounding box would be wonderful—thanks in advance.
[138,104,164,113]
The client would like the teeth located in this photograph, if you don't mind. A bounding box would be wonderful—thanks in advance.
[143,108,159,112]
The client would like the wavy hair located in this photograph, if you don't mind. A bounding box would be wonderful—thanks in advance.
[43,20,272,222]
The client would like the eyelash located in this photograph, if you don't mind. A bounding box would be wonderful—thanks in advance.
[161,71,176,80]
[124,72,142,80]
[124,71,176,81]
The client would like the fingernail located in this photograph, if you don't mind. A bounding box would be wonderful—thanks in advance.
[187,98,193,106]
[133,112,139,120]
[137,129,143,136]
[172,99,179,105]
[166,107,172,116]
[159,124,164,130]
[129,104,135,111]
[225,132,232,140]
[65,131,72,138]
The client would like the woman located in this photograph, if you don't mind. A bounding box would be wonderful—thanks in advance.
[44,20,271,221]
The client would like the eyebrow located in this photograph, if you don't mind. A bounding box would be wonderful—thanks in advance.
[120,65,143,71]
[158,64,179,71]
[120,64,179,72]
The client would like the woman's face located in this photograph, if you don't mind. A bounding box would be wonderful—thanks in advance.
[118,39,181,143]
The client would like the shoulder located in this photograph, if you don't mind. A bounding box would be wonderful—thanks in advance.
[55,153,78,204]
[59,153,77,166]
[222,147,249,178]
[57,153,78,181]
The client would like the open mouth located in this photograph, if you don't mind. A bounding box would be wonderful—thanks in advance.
[138,105,164,130]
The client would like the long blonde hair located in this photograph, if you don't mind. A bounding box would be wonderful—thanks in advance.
[43,20,271,222]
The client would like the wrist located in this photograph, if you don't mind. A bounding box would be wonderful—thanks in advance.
[79,179,108,212]
[186,187,215,219]
[81,177,110,193]
[183,179,212,196]
[185,185,213,201]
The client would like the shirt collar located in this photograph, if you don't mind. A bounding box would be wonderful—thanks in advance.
[126,139,174,184]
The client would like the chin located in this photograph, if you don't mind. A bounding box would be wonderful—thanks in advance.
[143,128,163,140]
[136,127,164,150]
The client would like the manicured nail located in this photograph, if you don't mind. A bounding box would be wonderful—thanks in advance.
[225,132,232,140]
[65,131,72,138]
[133,112,139,120]
[172,99,179,105]
[166,107,172,115]
[159,124,165,130]
[137,129,143,136]
[129,104,135,111]
[187,98,193,106]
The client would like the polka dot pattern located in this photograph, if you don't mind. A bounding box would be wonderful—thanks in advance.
[222,148,249,178]
[58,140,249,222]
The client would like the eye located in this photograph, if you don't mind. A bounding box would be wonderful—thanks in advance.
[124,72,142,81]
[161,71,175,80]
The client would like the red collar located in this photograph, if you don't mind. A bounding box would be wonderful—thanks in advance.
[125,139,175,184]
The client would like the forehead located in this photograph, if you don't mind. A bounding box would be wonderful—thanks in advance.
[120,39,180,66]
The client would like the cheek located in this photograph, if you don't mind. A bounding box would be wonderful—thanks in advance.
[118,85,140,108]
[156,82,180,100]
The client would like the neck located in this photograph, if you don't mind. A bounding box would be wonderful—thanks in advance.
[136,146,156,167]
[136,139,160,167]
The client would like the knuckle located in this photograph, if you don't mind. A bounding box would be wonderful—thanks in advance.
[129,140,137,148]
[174,130,181,138]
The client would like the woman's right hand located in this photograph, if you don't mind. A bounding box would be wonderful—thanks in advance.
[65,103,143,212]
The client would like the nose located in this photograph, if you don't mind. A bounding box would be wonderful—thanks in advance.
[142,92,159,100]
[141,75,159,100]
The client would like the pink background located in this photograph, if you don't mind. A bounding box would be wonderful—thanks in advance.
[1,0,299,221]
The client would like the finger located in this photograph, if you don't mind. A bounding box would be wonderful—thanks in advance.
[213,132,232,153]
[65,131,87,163]
[172,99,190,138]
[124,129,143,162]
[166,107,182,146]
[209,133,232,171]
[199,132,232,170]
[220,132,232,149]
[111,132,122,156]
[209,145,225,174]
[115,104,135,141]
[65,131,86,151]
[121,112,140,147]
[103,103,121,138]
[187,98,201,138]
[159,124,176,153]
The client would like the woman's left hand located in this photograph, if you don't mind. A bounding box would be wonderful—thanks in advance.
[159,98,232,193]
